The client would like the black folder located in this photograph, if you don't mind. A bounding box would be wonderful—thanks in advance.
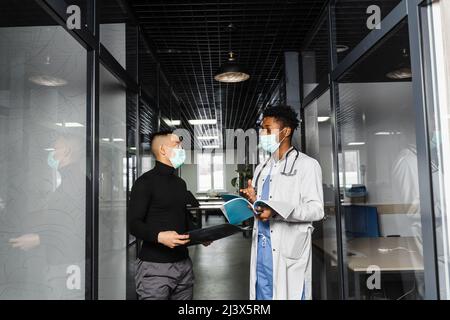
[186,224,251,246]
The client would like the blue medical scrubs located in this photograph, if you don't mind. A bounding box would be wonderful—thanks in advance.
[256,165,273,300]
[255,155,307,300]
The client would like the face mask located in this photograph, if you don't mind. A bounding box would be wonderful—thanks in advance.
[168,147,186,169]
[47,151,60,170]
[259,128,287,153]
[431,131,440,148]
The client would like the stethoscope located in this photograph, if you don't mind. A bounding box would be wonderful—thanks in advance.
[254,146,300,190]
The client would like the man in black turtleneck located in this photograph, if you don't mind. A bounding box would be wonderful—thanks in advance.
[128,130,208,300]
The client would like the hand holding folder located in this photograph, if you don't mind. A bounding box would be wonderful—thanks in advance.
[220,196,272,225]
[186,194,258,246]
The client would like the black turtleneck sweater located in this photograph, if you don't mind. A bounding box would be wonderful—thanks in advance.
[128,161,193,263]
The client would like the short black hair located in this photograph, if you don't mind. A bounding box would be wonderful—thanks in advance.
[149,130,173,146]
[262,105,300,131]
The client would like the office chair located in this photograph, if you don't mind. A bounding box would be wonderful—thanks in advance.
[343,205,380,238]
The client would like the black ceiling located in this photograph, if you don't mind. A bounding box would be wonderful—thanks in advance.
[129,0,328,144]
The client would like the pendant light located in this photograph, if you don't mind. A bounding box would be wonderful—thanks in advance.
[214,51,250,83]
[386,48,412,80]
[214,23,250,83]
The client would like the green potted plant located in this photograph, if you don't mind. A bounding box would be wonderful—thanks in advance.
[231,164,253,194]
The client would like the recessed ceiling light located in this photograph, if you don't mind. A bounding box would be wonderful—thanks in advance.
[164,119,181,126]
[348,142,365,146]
[202,145,220,149]
[56,122,84,127]
[198,135,219,140]
[318,117,330,122]
[375,131,402,135]
[44,148,55,151]
[29,75,68,87]
[375,132,391,135]
[113,138,124,142]
[101,138,110,142]
[189,119,217,125]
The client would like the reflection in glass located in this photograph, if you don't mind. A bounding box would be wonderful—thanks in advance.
[0,24,87,298]
[98,65,127,299]
[337,22,424,299]
[420,1,450,299]
[305,90,340,299]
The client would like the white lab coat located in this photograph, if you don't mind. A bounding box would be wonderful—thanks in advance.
[249,147,324,300]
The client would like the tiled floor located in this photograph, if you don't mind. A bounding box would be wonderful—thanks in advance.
[127,215,252,300]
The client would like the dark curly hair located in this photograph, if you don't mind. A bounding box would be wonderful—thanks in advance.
[262,105,300,131]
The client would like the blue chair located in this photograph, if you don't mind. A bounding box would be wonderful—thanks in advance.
[343,205,380,238]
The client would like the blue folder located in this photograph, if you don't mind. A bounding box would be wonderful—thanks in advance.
[221,198,255,225]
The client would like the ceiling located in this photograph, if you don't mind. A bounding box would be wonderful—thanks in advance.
[4,0,408,149]
[128,0,328,147]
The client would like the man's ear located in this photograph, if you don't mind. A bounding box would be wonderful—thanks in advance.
[159,144,165,157]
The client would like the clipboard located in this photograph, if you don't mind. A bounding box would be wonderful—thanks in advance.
[186,224,252,246]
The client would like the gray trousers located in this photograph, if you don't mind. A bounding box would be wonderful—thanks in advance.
[135,257,195,300]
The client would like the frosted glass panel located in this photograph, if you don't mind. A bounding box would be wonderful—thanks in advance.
[0,25,87,299]
[98,65,127,299]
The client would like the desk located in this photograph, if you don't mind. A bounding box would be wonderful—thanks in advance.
[313,237,423,299]
[188,202,225,228]
[196,196,223,202]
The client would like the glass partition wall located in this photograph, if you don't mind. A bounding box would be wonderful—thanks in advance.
[305,90,340,300]
[337,21,425,300]
[0,0,446,300]
[0,0,88,299]
[303,0,445,299]
[0,0,169,299]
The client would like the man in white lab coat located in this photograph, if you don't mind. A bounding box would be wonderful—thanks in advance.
[241,105,324,300]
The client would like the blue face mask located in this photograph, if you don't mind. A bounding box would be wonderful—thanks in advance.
[259,128,286,153]
[47,151,60,170]
[168,147,186,169]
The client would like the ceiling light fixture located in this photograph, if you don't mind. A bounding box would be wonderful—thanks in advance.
[188,119,217,125]
[214,52,250,83]
[198,135,219,140]
[214,23,249,83]
[375,131,402,135]
[348,142,365,146]
[29,75,68,87]
[386,48,412,80]
[164,119,181,126]
[202,145,220,149]
[318,117,330,122]
[56,122,84,127]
